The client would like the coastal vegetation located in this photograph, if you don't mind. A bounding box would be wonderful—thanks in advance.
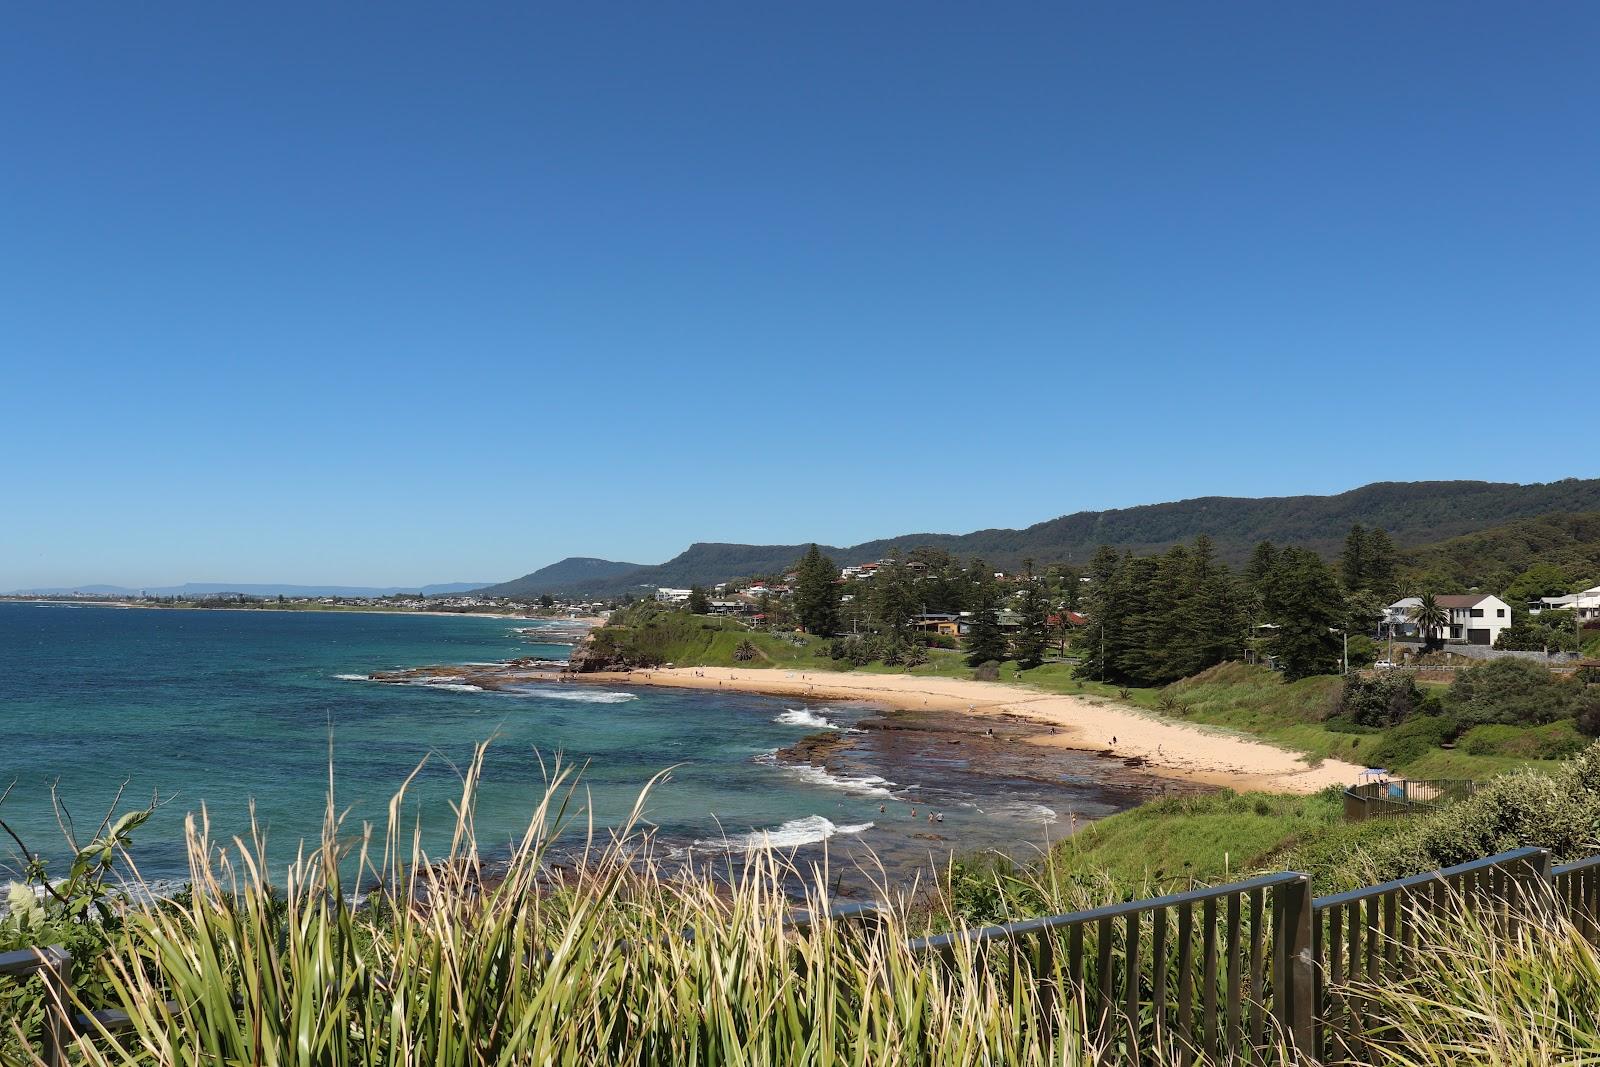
[11,748,1600,1063]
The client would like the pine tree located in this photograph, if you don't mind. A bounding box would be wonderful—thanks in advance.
[964,568,1008,667]
[869,555,916,641]
[1341,525,1368,591]
[1361,527,1398,598]
[1271,548,1345,680]
[686,586,711,614]
[1012,572,1050,670]
[792,544,841,636]
[1075,546,1123,681]
[1245,541,1281,618]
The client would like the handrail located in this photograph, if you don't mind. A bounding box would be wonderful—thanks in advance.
[908,870,1303,954]
[1313,846,1547,910]
[1553,853,1600,877]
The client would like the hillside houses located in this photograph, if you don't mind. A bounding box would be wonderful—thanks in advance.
[1531,584,1600,622]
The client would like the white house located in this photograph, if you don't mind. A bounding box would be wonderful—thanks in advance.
[1382,594,1513,646]
[1531,584,1600,622]
[654,587,692,603]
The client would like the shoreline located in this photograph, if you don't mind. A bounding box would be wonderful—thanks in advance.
[576,666,1364,794]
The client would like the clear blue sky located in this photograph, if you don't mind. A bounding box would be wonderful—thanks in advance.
[3,4,1597,589]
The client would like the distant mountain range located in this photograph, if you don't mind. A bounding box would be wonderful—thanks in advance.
[480,478,1600,597]
[18,479,1599,603]
[7,582,494,598]
[475,558,644,599]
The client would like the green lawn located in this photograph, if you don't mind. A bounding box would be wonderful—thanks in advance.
[1044,789,1351,891]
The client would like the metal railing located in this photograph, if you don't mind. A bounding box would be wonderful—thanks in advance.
[1342,778,1475,822]
[909,871,1312,1062]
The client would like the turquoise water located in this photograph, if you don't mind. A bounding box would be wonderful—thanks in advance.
[0,602,1159,889]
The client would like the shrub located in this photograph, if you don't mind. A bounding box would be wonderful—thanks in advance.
[1366,714,1455,769]
[1340,673,1423,728]
[1457,720,1589,760]
[972,661,1000,682]
[1446,659,1577,726]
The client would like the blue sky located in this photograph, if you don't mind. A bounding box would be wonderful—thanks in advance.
[3,4,1597,589]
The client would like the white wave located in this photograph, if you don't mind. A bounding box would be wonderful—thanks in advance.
[695,815,874,852]
[418,682,485,692]
[986,801,1059,824]
[535,689,638,704]
[775,708,837,730]
[754,752,898,798]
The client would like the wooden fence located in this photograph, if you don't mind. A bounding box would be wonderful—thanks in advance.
[2,846,1595,1065]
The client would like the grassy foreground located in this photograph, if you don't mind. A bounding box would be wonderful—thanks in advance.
[10,746,1600,1064]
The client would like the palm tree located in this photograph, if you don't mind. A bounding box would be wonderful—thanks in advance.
[1409,592,1449,651]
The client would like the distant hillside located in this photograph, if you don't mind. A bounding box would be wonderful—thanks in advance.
[1400,512,1600,591]
[8,581,494,597]
[548,479,1600,595]
[477,557,647,598]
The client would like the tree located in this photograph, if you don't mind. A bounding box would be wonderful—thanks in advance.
[686,586,711,614]
[1361,528,1398,597]
[1504,563,1575,607]
[538,594,555,609]
[964,568,1008,668]
[868,555,917,641]
[1245,541,1281,619]
[1408,593,1449,651]
[1271,548,1345,681]
[1341,524,1368,592]
[1011,570,1050,670]
[792,544,841,636]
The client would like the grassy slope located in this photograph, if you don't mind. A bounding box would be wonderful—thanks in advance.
[1045,790,1350,889]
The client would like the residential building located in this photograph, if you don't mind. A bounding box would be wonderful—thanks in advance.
[1382,594,1513,646]
[654,587,692,603]
[1531,585,1600,622]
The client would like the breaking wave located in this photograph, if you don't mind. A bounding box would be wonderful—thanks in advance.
[694,815,873,852]
[534,689,638,704]
[754,751,898,797]
[775,708,836,730]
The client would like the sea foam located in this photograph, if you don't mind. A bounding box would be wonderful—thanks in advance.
[695,815,873,852]
[754,751,897,797]
[775,708,836,730]
[534,689,638,704]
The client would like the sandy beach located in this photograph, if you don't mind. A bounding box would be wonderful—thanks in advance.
[581,666,1365,794]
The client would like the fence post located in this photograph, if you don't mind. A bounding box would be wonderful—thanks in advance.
[37,945,73,1067]
[1273,874,1318,1064]
[1508,848,1553,919]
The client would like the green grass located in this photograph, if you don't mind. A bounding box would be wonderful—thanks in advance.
[1044,789,1349,891]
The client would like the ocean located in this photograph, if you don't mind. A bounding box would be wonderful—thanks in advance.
[0,602,1169,890]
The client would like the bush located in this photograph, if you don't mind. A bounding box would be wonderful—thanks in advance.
[1457,720,1590,760]
[1445,658,1582,726]
[1366,714,1456,769]
[1340,673,1423,728]
[972,661,1000,682]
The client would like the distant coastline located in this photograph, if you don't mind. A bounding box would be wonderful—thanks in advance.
[5,597,606,626]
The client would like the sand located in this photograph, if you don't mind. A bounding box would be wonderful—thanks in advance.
[583,666,1366,795]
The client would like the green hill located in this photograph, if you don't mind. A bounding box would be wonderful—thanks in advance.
[477,557,647,598]
[1399,511,1600,591]
[500,478,1600,596]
